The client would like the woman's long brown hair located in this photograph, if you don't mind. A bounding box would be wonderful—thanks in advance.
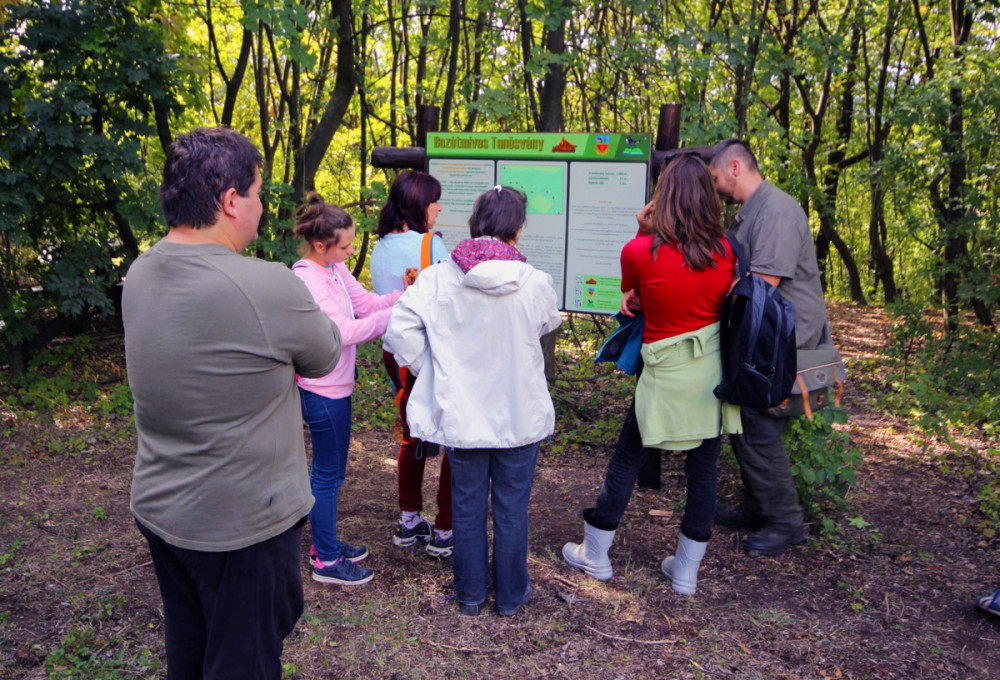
[646,154,726,271]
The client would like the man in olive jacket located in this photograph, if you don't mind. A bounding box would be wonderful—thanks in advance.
[124,127,341,678]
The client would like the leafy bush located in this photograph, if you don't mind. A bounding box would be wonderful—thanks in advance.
[0,0,186,373]
[45,625,160,680]
[884,306,1000,442]
[1,335,132,419]
[882,304,1000,535]
[784,407,862,521]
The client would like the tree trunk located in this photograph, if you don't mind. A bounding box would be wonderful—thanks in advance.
[440,0,461,131]
[0,275,26,380]
[464,11,488,132]
[866,0,898,302]
[913,0,992,328]
[205,0,253,128]
[536,6,567,133]
[517,0,539,129]
[289,0,356,203]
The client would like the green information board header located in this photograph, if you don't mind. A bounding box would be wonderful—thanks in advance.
[427,132,651,162]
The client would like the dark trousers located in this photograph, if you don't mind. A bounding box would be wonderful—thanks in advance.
[383,349,453,530]
[583,399,722,542]
[136,518,305,680]
[731,407,804,528]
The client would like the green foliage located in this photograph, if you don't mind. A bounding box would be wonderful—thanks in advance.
[94,383,134,419]
[352,340,396,433]
[882,304,1000,536]
[1,335,132,419]
[0,0,186,362]
[883,304,1000,443]
[5,337,94,412]
[44,625,160,680]
[976,451,1000,539]
[784,407,862,519]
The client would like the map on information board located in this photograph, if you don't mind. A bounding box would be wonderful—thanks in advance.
[498,164,565,215]
[426,132,651,313]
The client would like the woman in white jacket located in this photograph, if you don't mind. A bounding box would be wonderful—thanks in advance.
[385,186,562,616]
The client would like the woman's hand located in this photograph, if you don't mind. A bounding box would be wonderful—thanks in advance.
[635,201,654,233]
[402,267,419,288]
[620,288,642,317]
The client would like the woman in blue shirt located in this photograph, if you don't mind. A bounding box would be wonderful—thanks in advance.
[370,170,453,557]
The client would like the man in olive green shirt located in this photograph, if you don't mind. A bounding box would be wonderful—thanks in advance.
[710,139,829,557]
[124,127,341,678]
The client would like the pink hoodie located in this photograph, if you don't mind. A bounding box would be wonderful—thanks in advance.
[292,259,402,399]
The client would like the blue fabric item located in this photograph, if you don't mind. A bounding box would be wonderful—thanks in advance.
[595,311,645,376]
[447,442,539,613]
[370,231,448,295]
[299,389,352,562]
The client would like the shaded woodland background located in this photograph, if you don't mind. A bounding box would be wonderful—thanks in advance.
[3,3,1000,677]
[2,0,1000,380]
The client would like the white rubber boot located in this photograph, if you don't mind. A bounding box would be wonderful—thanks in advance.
[661,535,708,595]
[562,522,615,581]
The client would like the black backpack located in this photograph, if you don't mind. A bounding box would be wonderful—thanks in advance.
[713,238,797,409]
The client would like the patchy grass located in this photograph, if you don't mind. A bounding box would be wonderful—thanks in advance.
[1,304,999,679]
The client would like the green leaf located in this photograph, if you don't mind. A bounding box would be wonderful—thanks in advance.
[848,516,871,529]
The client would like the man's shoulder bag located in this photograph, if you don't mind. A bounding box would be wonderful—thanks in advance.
[764,325,846,420]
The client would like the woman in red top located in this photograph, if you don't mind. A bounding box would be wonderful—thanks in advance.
[563,154,736,595]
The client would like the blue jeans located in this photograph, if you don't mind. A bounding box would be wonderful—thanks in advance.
[300,389,352,562]
[584,398,721,542]
[447,442,539,613]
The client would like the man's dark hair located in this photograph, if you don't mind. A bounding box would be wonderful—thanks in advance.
[709,138,759,172]
[376,170,442,238]
[468,186,527,243]
[160,127,263,229]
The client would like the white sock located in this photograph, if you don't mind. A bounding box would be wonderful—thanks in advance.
[401,511,423,529]
[434,529,453,541]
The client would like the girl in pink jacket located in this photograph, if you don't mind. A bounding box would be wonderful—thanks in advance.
[293,193,402,586]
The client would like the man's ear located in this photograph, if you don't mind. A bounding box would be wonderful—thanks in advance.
[220,187,240,219]
[730,158,742,178]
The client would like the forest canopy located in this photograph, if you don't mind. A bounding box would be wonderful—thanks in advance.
[2,0,999,377]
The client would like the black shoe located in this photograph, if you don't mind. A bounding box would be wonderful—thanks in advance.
[741,524,809,556]
[715,504,763,530]
[393,518,433,547]
[458,601,483,616]
[497,582,532,617]
[425,532,454,558]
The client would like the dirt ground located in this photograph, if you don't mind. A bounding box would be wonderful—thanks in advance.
[2,303,999,679]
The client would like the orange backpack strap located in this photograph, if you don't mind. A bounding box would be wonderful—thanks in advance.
[394,367,410,406]
[420,231,442,270]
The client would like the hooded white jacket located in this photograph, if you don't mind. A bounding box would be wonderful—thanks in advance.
[385,256,562,449]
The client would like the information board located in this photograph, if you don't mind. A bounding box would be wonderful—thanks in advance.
[427,132,650,313]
